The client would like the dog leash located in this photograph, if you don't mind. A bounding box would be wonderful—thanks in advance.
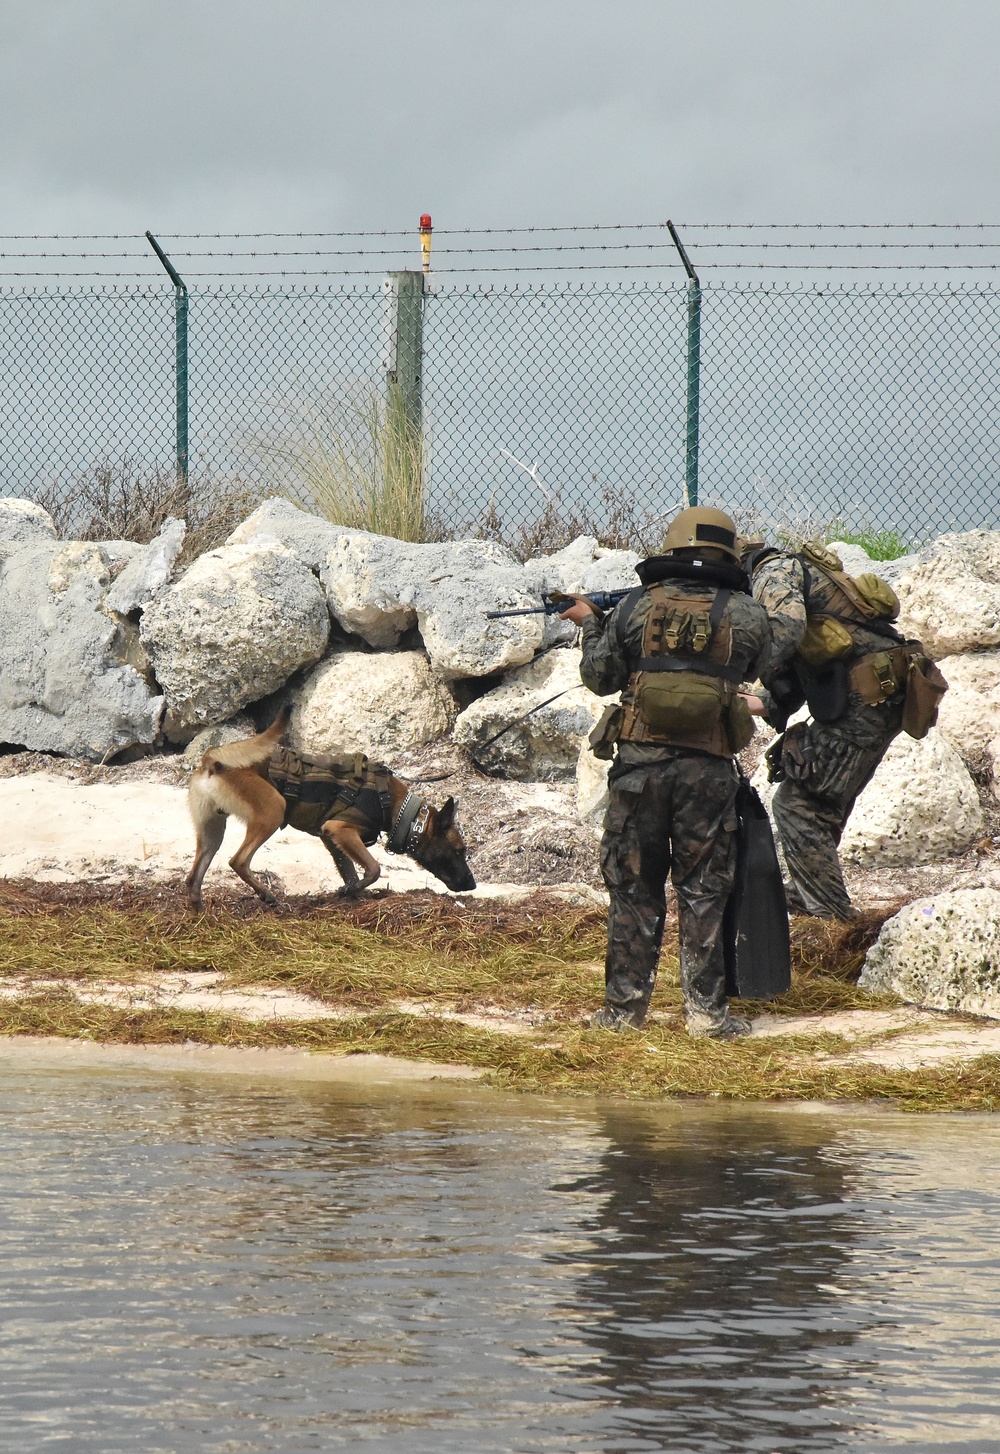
[474,689,574,756]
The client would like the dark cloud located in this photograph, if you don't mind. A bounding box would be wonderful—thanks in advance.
[0,0,996,231]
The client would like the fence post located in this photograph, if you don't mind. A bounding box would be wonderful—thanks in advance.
[383,269,425,436]
[145,231,189,499]
[667,221,701,507]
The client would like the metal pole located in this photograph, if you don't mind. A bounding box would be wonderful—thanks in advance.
[667,220,701,507]
[384,269,425,437]
[146,231,189,494]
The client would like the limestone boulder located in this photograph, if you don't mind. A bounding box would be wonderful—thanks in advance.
[751,727,982,868]
[522,535,640,596]
[859,889,1000,1019]
[454,647,615,781]
[181,713,256,768]
[288,648,455,759]
[0,538,163,760]
[826,540,918,585]
[895,531,1000,657]
[140,541,329,738]
[105,517,186,615]
[226,496,359,571]
[933,651,1000,765]
[576,739,611,822]
[0,498,57,560]
[321,534,542,677]
[840,729,983,866]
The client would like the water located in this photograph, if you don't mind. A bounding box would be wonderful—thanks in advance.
[1,1055,999,1453]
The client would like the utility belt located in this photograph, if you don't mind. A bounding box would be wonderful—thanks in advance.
[787,644,947,738]
[267,745,393,841]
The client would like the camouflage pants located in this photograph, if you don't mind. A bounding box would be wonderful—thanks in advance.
[600,755,739,1026]
[772,697,903,920]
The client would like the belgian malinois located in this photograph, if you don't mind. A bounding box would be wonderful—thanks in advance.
[186,709,475,909]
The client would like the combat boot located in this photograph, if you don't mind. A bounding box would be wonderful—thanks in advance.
[591,1003,646,1031]
[685,1008,753,1039]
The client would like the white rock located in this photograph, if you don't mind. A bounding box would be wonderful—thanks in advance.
[288,648,455,759]
[0,539,163,760]
[98,541,145,578]
[576,739,610,822]
[895,531,1000,657]
[0,498,57,559]
[752,726,982,868]
[321,534,543,677]
[226,496,359,571]
[105,517,186,615]
[522,536,603,596]
[934,651,1000,764]
[824,540,874,577]
[859,889,1000,1018]
[140,541,330,738]
[181,713,257,768]
[453,647,615,780]
[840,729,982,866]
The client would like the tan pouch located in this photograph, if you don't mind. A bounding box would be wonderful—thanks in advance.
[796,614,855,667]
[588,703,625,760]
[635,673,725,735]
[724,694,756,753]
[852,572,900,620]
[902,655,949,739]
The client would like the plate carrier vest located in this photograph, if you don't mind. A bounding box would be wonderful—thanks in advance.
[618,584,751,757]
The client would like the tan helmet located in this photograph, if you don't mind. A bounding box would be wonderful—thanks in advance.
[661,507,740,562]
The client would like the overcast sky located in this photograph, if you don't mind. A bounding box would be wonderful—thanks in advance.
[1,0,998,240]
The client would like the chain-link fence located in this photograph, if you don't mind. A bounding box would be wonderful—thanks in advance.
[1,276,997,548]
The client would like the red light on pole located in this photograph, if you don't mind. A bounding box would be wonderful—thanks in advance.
[419,214,433,274]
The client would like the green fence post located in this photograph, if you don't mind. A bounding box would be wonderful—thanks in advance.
[146,231,189,499]
[667,221,701,507]
[384,269,425,435]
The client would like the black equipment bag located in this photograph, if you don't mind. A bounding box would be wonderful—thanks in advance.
[723,776,791,1000]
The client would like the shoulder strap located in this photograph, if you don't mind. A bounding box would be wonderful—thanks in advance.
[615,585,647,652]
[709,587,731,633]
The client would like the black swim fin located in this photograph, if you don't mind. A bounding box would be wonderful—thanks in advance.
[723,776,791,1001]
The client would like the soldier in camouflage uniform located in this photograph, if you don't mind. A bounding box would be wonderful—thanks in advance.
[562,508,771,1038]
[745,544,907,921]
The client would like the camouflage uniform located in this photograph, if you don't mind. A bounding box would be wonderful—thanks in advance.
[580,579,770,1031]
[751,553,905,920]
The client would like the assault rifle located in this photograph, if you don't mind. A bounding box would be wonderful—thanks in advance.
[486,589,631,620]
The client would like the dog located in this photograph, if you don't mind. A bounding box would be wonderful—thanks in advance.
[186,709,476,909]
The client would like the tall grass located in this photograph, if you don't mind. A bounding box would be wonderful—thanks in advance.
[259,383,427,541]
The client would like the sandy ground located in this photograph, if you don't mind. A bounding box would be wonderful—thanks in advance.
[0,769,602,903]
[0,1035,481,1083]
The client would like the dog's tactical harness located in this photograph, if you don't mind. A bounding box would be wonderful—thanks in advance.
[266,745,431,851]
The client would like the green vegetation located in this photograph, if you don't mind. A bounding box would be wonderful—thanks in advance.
[261,384,427,541]
[822,523,912,561]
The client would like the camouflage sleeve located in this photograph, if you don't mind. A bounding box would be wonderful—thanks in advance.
[578,604,631,696]
[752,555,807,669]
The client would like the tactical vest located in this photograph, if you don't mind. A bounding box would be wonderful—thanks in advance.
[793,542,902,668]
[267,745,392,841]
[619,585,754,757]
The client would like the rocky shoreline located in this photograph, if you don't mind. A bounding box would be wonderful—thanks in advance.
[4,493,1000,1077]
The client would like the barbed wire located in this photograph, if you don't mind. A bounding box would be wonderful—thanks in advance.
[1,221,1000,243]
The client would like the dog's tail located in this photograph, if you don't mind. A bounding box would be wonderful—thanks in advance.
[201,706,291,777]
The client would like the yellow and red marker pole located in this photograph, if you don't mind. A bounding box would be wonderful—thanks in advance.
[419,214,432,275]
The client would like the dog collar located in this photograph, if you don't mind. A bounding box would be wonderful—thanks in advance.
[387,789,427,855]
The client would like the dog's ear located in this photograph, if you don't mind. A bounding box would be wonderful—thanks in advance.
[436,796,456,831]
